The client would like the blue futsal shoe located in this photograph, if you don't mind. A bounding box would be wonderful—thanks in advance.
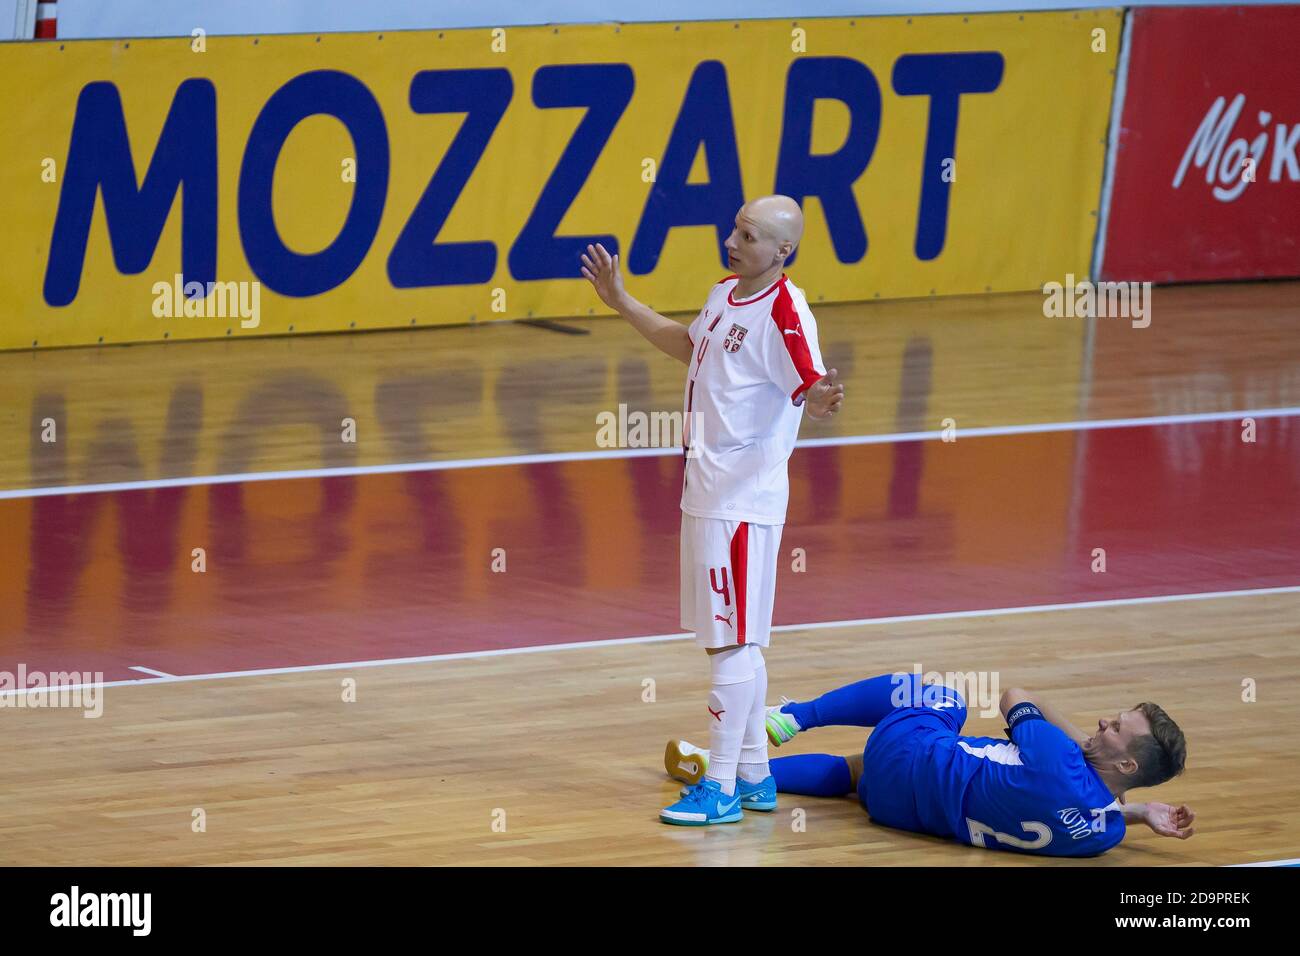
[659,778,743,826]
[735,774,778,811]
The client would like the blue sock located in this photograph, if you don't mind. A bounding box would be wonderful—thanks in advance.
[771,754,852,797]
[782,673,906,730]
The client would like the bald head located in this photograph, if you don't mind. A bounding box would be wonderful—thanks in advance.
[743,195,804,249]
[725,196,804,282]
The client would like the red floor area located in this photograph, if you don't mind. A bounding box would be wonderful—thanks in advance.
[1,417,1297,680]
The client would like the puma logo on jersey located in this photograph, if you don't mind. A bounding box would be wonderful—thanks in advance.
[783,328,802,336]
[714,612,734,628]
[708,706,726,722]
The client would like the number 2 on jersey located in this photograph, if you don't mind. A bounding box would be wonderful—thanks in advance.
[965,818,1052,850]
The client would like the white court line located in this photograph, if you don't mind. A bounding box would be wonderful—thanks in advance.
[128,665,174,678]
[1229,858,1300,867]
[1227,858,1300,868]
[2,584,1296,698]
[1,406,1296,501]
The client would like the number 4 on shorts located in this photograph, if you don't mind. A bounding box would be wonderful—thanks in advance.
[710,567,731,607]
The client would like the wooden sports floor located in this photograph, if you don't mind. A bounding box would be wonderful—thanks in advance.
[0,281,1297,866]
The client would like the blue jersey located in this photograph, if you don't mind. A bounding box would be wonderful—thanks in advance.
[908,702,1125,857]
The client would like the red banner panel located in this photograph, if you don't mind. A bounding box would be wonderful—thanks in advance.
[1102,5,1300,282]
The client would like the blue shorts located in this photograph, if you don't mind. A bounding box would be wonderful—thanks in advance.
[858,679,967,833]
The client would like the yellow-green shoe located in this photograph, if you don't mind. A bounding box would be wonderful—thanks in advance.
[765,696,802,747]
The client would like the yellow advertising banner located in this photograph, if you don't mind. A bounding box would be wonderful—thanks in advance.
[0,11,1119,349]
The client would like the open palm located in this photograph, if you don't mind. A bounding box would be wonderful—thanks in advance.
[580,243,626,311]
[1145,802,1196,839]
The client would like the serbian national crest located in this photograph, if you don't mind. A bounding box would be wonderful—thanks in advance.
[723,323,748,353]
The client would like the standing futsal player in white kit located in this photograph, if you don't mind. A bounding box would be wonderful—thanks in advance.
[581,195,845,825]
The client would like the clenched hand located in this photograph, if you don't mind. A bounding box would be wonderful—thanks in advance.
[805,368,844,420]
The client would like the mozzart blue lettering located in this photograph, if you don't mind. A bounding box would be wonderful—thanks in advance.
[388,69,513,288]
[629,61,743,275]
[891,52,1004,261]
[44,79,216,307]
[45,53,1006,305]
[509,63,633,280]
[775,57,881,266]
[238,70,390,296]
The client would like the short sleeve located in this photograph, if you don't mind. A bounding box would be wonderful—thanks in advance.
[689,283,729,345]
[687,308,706,346]
[765,283,826,405]
[1006,702,1079,769]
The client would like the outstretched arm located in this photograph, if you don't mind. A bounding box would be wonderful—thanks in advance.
[1000,687,1089,748]
[581,243,692,365]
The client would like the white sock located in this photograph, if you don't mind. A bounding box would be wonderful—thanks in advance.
[738,645,770,784]
[704,646,755,797]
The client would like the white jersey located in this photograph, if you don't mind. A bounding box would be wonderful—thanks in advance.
[680,273,826,525]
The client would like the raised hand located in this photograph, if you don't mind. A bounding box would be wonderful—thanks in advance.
[580,243,626,312]
[804,368,844,420]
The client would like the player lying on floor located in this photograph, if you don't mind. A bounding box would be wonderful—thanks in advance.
[663,672,1194,856]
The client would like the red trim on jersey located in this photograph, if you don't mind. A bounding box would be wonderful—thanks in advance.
[707,312,722,332]
[727,274,786,307]
[684,329,709,483]
[771,281,823,405]
[730,522,749,644]
[685,379,696,442]
[694,336,710,372]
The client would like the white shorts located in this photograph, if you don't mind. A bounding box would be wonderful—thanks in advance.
[680,513,783,649]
